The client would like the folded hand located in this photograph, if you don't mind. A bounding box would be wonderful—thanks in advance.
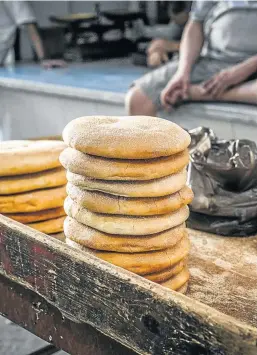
[202,68,237,98]
[160,70,190,110]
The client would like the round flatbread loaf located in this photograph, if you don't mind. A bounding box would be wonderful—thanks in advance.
[0,186,66,213]
[66,235,190,275]
[27,216,65,234]
[67,183,193,216]
[0,167,66,195]
[160,267,190,291]
[0,140,66,176]
[144,259,186,282]
[60,148,189,181]
[6,207,65,224]
[62,116,190,159]
[67,169,187,197]
[176,282,188,294]
[64,217,186,252]
[64,197,189,235]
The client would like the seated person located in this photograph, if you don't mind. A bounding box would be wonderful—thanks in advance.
[147,2,191,68]
[126,1,257,116]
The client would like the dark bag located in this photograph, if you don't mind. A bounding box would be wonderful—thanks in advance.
[187,211,257,237]
[188,127,257,236]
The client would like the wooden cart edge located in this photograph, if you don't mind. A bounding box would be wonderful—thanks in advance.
[0,215,256,355]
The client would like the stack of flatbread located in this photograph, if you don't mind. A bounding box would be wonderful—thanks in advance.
[60,116,193,293]
[0,140,67,234]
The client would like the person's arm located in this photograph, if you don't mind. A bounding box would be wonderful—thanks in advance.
[177,20,204,75]
[160,0,215,109]
[177,0,215,74]
[219,55,257,86]
[26,23,45,61]
[26,23,67,68]
[160,20,204,109]
[4,1,66,68]
[203,55,257,97]
[232,55,257,82]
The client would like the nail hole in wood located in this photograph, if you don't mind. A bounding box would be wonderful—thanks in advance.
[141,314,160,335]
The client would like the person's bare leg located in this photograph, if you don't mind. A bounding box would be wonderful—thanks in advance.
[126,86,157,116]
[188,84,210,100]
[221,80,257,103]
[188,79,257,104]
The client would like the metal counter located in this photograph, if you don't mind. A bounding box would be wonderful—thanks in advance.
[0,61,147,139]
[1,61,257,141]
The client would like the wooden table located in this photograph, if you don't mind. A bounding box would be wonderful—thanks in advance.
[0,215,256,355]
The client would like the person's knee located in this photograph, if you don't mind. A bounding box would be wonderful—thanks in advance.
[125,86,156,115]
[125,86,145,115]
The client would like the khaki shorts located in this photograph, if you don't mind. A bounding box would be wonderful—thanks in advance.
[134,57,233,109]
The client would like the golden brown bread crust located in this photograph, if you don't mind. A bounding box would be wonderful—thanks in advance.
[0,140,66,176]
[0,186,66,213]
[160,267,190,291]
[66,169,187,197]
[66,235,190,274]
[62,116,191,159]
[27,216,65,234]
[176,282,188,294]
[67,183,193,216]
[64,217,186,252]
[144,259,186,282]
[0,167,66,195]
[64,197,190,235]
[6,207,66,224]
[60,147,189,181]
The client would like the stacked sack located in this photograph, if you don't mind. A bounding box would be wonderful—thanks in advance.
[60,116,193,293]
[0,140,67,234]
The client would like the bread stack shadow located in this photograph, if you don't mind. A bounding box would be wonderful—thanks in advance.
[60,116,193,293]
[0,140,67,234]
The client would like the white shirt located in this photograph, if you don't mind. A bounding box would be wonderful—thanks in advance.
[190,1,257,63]
[0,1,36,65]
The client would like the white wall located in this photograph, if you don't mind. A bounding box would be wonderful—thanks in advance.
[20,0,129,60]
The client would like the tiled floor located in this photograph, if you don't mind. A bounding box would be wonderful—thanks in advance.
[0,315,68,355]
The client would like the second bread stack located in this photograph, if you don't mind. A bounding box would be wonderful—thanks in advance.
[0,140,67,234]
[60,116,193,293]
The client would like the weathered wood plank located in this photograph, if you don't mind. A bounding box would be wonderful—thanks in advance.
[0,274,136,355]
[188,230,257,327]
[52,230,257,327]
[0,215,257,355]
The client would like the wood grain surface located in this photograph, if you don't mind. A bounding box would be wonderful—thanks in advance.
[0,274,136,355]
[0,215,257,355]
[188,229,257,327]
[52,230,257,327]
